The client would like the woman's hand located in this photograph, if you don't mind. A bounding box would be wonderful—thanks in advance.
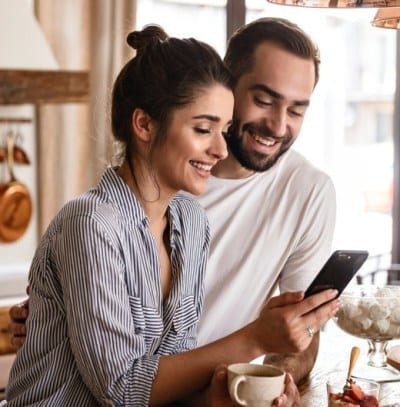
[273,373,301,407]
[206,365,235,406]
[207,366,300,407]
[254,290,340,354]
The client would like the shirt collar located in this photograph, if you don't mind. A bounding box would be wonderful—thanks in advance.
[97,167,148,227]
[97,167,182,237]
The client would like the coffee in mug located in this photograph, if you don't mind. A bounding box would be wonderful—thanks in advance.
[227,363,285,407]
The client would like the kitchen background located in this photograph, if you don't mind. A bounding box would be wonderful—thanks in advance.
[0,0,398,392]
[0,0,397,298]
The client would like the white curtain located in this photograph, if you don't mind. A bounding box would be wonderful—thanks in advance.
[35,0,136,233]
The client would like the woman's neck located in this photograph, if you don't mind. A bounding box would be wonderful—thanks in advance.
[118,161,173,300]
[117,160,172,226]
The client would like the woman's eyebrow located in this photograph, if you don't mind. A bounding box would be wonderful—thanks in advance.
[192,114,221,122]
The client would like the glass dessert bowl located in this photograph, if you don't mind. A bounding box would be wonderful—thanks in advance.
[327,376,379,407]
[334,285,400,382]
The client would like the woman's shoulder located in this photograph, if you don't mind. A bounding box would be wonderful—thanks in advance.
[56,188,105,218]
[46,187,118,239]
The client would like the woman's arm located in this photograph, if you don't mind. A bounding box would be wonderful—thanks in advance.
[9,281,339,406]
[149,289,340,406]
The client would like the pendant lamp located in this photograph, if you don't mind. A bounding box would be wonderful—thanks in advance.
[266,0,400,8]
[371,7,400,27]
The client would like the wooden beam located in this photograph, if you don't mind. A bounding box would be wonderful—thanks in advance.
[0,69,89,105]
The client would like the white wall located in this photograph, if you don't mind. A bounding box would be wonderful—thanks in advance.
[0,0,58,69]
[0,0,60,297]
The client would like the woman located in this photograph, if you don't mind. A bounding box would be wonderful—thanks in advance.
[5,25,233,406]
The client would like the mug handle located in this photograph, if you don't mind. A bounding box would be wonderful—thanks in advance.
[229,375,248,406]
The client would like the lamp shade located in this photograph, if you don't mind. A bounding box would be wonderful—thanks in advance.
[371,7,400,27]
[266,0,400,8]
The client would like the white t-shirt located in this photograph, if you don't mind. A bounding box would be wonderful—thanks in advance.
[194,149,336,346]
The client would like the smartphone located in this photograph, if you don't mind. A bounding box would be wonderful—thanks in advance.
[304,250,369,298]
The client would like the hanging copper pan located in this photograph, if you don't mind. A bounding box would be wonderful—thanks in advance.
[0,132,32,243]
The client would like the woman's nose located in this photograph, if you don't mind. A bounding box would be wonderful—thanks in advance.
[209,133,228,161]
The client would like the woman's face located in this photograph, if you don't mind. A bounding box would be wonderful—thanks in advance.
[154,83,233,196]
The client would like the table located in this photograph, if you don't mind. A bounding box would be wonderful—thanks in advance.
[1,322,398,405]
[299,322,400,406]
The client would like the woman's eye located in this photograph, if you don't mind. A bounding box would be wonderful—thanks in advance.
[194,127,211,134]
[254,97,272,107]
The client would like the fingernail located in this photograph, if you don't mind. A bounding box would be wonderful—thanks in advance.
[216,369,226,379]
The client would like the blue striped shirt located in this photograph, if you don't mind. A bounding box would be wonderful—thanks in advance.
[6,167,209,406]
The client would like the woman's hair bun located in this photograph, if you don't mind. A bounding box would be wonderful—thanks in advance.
[126,25,169,52]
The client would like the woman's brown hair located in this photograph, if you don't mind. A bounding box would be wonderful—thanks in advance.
[111,25,234,163]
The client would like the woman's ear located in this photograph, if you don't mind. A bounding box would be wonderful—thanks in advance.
[131,108,155,143]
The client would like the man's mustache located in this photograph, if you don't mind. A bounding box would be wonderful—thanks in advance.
[242,123,280,140]
[243,123,273,137]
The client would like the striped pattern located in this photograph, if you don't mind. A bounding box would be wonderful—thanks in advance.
[6,167,209,406]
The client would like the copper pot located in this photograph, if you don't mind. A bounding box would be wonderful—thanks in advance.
[0,132,32,243]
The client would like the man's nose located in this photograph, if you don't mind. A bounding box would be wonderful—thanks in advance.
[268,107,287,138]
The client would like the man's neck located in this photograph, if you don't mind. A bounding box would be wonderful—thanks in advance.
[211,153,255,180]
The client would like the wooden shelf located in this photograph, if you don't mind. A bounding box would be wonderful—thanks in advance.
[0,69,89,105]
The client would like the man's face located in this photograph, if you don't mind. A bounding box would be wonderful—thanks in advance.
[227,41,316,172]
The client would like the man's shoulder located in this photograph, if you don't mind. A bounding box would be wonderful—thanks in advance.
[280,149,332,184]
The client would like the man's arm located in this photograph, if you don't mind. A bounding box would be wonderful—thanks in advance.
[267,176,336,385]
[8,297,28,348]
[263,332,319,384]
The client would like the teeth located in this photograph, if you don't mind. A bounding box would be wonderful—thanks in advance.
[190,161,212,171]
[253,134,276,146]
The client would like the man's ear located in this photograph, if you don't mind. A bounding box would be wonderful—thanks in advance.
[131,108,155,143]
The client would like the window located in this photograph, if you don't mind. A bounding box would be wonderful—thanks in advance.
[246,1,395,264]
[136,0,227,56]
[137,0,396,267]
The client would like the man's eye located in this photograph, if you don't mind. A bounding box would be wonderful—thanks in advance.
[194,127,211,134]
[289,109,306,118]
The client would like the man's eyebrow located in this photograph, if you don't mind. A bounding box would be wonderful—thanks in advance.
[249,83,310,107]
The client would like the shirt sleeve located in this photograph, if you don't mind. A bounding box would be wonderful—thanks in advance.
[55,213,158,406]
[278,175,337,292]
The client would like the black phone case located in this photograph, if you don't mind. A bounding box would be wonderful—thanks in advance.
[304,250,369,298]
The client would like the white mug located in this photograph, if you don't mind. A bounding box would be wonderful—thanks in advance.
[227,363,285,407]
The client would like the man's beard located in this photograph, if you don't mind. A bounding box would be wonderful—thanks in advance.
[226,120,293,173]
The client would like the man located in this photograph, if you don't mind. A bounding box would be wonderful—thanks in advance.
[188,16,336,405]
[198,15,335,367]
[9,18,337,406]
